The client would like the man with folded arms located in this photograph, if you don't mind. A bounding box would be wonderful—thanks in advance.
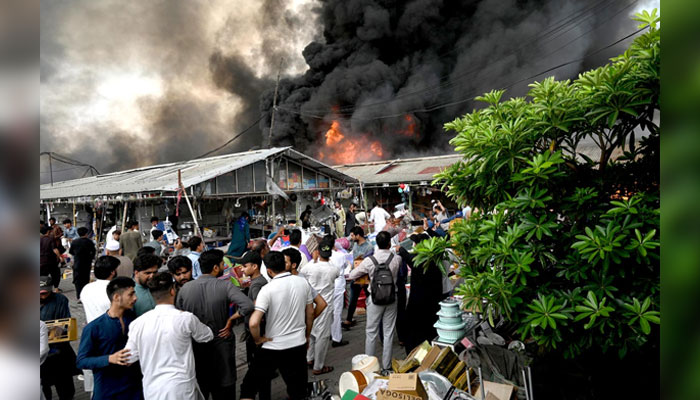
[176,250,254,399]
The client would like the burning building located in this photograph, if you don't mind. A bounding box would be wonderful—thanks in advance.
[256,0,642,164]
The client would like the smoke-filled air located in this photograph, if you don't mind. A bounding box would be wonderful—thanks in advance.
[40,0,656,182]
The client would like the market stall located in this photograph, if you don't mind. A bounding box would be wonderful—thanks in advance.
[333,154,463,225]
[40,147,358,250]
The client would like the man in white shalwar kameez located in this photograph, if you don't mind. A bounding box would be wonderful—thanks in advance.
[125,271,213,399]
[302,238,339,374]
[330,239,352,347]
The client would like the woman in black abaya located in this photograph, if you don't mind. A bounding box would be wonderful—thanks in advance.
[400,233,448,353]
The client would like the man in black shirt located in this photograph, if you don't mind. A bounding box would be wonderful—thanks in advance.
[300,205,313,229]
[345,203,359,237]
[239,250,271,400]
[40,276,76,400]
[69,227,96,301]
[40,226,62,292]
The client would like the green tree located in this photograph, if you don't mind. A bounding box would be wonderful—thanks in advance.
[415,10,660,360]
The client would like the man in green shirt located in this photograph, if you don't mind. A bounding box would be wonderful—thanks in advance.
[120,221,143,262]
[133,254,160,316]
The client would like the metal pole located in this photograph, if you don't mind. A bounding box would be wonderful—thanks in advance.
[478,367,485,400]
[466,368,471,394]
[521,369,530,400]
[48,153,54,186]
[527,366,534,400]
[267,58,283,147]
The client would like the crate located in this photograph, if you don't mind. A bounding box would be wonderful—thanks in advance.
[45,318,78,343]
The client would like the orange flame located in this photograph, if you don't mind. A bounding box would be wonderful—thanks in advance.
[319,119,385,164]
[398,114,418,138]
[325,121,344,145]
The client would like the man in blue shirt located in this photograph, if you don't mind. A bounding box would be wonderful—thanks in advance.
[186,236,204,279]
[76,277,143,400]
[62,219,79,240]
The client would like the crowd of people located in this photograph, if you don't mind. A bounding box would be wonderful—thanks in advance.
[39,199,462,399]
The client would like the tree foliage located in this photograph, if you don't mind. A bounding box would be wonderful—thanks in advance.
[423,10,660,359]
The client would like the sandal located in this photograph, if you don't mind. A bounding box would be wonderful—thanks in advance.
[312,366,334,375]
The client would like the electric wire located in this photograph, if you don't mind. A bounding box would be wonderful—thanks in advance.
[278,25,647,121]
[194,115,264,159]
[285,0,638,116]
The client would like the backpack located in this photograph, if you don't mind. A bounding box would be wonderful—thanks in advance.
[369,254,396,305]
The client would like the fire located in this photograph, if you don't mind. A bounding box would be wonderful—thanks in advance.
[325,121,344,145]
[319,119,385,164]
[370,141,383,157]
[398,114,418,138]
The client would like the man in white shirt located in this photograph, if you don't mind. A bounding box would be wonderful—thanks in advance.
[369,202,391,233]
[125,271,214,400]
[148,216,159,241]
[79,255,120,393]
[433,200,450,231]
[240,251,314,400]
[330,239,351,347]
[81,256,120,323]
[347,231,402,371]
[302,238,339,375]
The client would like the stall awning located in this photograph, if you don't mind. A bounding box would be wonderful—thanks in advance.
[40,147,357,202]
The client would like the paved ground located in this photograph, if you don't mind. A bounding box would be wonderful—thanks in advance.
[51,272,404,399]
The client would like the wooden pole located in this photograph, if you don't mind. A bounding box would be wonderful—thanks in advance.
[96,203,105,246]
[358,181,368,231]
[179,170,203,238]
[121,202,128,236]
[72,202,76,226]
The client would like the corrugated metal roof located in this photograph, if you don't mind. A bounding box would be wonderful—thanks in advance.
[334,154,463,186]
[41,147,356,201]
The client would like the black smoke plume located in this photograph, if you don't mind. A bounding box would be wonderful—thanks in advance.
[258,0,644,163]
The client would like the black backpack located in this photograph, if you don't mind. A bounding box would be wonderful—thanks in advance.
[369,254,396,305]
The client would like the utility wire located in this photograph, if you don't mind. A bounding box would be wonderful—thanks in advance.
[195,115,264,159]
[323,0,616,113]
[292,0,637,116]
[278,26,647,121]
[40,151,101,174]
[40,165,84,174]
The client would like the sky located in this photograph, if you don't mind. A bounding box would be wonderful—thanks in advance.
[40,0,320,183]
[40,0,659,184]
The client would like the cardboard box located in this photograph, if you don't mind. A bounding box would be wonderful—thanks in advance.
[388,373,428,400]
[376,389,422,400]
[393,341,431,373]
[472,381,515,400]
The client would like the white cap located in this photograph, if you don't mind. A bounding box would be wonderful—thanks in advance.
[105,241,120,251]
